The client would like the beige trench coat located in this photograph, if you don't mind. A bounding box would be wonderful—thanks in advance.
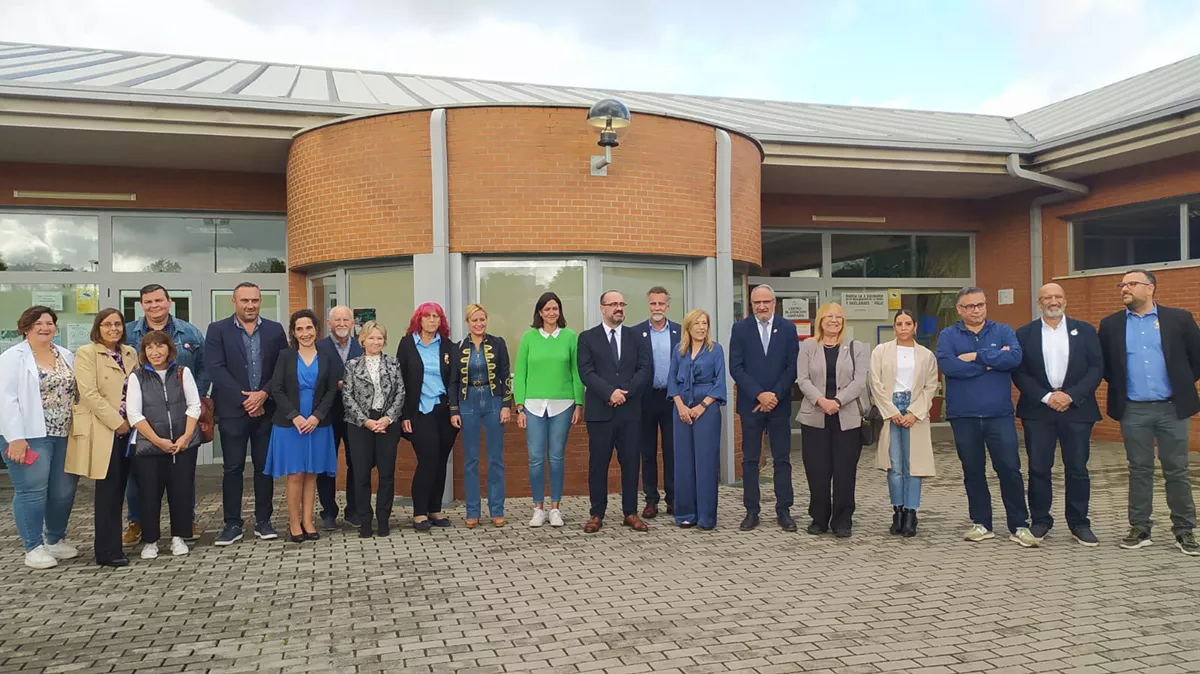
[65,342,139,479]
[869,340,940,477]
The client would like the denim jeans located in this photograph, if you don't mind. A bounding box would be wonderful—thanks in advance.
[949,416,1029,534]
[1,435,80,552]
[526,405,573,504]
[460,386,506,519]
[887,392,922,510]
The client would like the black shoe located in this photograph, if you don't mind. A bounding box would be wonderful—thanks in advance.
[289,529,305,543]
[777,513,797,532]
[739,513,759,531]
[806,522,827,536]
[413,519,432,532]
[833,528,852,538]
[321,514,338,531]
[1029,523,1051,541]
[1176,532,1199,556]
[303,529,320,541]
[431,517,452,528]
[1071,526,1098,547]
[1119,526,1152,550]
[345,513,361,528]
[377,522,390,537]
[890,506,903,535]
[900,509,917,538]
[358,526,373,539]
[97,557,129,568]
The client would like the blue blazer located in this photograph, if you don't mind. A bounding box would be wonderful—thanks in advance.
[668,343,728,408]
[1013,317,1103,423]
[204,315,288,419]
[631,319,681,396]
[728,314,798,417]
[316,335,364,423]
[577,323,651,423]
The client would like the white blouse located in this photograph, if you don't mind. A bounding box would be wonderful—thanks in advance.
[523,327,575,419]
[364,354,385,410]
[894,346,916,393]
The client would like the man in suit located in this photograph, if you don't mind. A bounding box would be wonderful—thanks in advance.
[1013,283,1103,547]
[205,282,289,546]
[315,305,364,530]
[633,286,681,519]
[1098,269,1200,556]
[577,290,652,533]
[729,284,799,532]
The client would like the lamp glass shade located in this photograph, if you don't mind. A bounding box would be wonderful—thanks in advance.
[586,98,631,129]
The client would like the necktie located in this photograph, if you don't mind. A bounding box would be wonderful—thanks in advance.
[609,329,620,361]
[760,321,770,354]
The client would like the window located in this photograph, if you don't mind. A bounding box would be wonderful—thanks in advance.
[733,271,746,321]
[347,266,414,343]
[0,283,100,352]
[475,260,585,364]
[761,231,822,277]
[1189,203,1200,261]
[210,289,282,323]
[113,216,286,273]
[831,233,971,278]
[600,264,686,324]
[1073,204,1182,272]
[0,213,99,272]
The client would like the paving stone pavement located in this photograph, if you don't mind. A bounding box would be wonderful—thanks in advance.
[2,440,1200,673]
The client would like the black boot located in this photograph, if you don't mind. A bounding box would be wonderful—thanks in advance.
[890,506,903,535]
[900,508,917,537]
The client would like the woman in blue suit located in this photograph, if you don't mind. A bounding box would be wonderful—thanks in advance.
[667,309,727,530]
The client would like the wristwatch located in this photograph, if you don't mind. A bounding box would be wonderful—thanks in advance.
[700,400,711,408]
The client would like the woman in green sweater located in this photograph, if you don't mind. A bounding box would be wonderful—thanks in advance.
[514,292,584,528]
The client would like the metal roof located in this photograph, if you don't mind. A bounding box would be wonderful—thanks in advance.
[0,41,1198,153]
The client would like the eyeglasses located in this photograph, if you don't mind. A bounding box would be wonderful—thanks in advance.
[1117,281,1152,289]
[958,302,987,311]
[602,302,627,308]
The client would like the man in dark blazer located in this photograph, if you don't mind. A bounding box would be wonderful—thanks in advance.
[729,284,799,532]
[578,290,652,533]
[1098,269,1200,556]
[1013,283,1103,547]
[315,305,364,530]
[632,286,681,519]
[205,282,288,546]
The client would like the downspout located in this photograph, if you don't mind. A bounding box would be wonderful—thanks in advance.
[1004,154,1089,319]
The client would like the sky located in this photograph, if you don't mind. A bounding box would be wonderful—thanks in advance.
[1,0,1199,116]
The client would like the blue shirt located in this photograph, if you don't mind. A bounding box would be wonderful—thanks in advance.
[237,316,264,390]
[467,342,488,384]
[667,343,728,408]
[415,334,446,414]
[1125,305,1173,402]
[649,322,671,389]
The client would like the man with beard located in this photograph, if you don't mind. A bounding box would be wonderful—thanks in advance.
[1013,283,1102,547]
[1099,269,1200,555]
[315,305,363,529]
[577,290,651,533]
[632,286,680,519]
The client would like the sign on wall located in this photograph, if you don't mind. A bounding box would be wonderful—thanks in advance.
[781,298,810,320]
[32,291,64,311]
[841,291,889,320]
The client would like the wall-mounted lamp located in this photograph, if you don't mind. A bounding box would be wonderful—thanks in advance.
[587,98,630,177]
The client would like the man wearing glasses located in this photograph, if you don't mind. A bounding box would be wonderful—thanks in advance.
[936,287,1037,548]
[1098,269,1200,556]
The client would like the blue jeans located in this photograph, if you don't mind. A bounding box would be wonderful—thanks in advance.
[461,387,506,519]
[526,405,573,504]
[949,417,1029,534]
[1,435,80,552]
[887,392,921,510]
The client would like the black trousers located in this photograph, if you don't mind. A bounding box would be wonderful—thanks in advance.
[317,415,356,521]
[1023,416,1093,530]
[801,417,863,531]
[641,390,675,507]
[135,448,198,544]
[587,418,641,519]
[409,404,458,518]
[94,433,130,564]
[347,421,399,526]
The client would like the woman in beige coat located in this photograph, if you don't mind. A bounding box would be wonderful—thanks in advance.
[869,309,940,538]
[66,308,138,567]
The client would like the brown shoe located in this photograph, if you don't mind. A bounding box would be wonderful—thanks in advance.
[122,523,142,546]
[465,518,479,529]
[623,515,649,532]
[492,518,506,528]
[185,522,201,542]
[583,516,603,533]
[642,504,658,519]
[666,504,674,516]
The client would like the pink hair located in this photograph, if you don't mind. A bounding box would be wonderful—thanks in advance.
[406,302,450,339]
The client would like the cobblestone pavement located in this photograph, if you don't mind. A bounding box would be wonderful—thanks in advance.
[2,441,1200,674]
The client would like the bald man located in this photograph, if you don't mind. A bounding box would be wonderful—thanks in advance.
[1013,284,1103,547]
[315,305,364,529]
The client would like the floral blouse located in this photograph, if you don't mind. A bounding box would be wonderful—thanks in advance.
[39,352,76,438]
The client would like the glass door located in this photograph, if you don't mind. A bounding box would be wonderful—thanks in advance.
[308,274,338,337]
[119,289,194,324]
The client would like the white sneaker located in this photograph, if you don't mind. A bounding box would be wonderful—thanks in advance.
[170,537,189,557]
[1010,527,1040,548]
[140,543,159,560]
[24,546,58,570]
[43,539,79,560]
[964,524,995,542]
[529,507,547,528]
[549,509,565,527]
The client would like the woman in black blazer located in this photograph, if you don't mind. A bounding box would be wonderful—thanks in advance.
[265,309,338,543]
[395,302,461,531]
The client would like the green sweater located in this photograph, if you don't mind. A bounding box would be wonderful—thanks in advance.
[513,328,585,405]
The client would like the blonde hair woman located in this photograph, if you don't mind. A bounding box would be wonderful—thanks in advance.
[869,309,939,537]
[796,302,868,537]
[667,309,727,530]
[456,304,512,529]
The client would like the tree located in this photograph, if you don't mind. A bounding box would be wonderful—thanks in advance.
[242,257,287,273]
[143,259,183,273]
[0,255,6,271]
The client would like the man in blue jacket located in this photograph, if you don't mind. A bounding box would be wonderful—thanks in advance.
[936,287,1037,548]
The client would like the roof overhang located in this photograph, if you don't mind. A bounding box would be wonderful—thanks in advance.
[1027,105,1200,178]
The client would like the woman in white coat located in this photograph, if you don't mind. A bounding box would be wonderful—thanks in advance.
[869,309,941,537]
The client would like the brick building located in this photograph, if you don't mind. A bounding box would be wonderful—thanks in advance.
[1,42,1198,500]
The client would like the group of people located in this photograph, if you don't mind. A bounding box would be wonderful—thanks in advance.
[2,269,1198,570]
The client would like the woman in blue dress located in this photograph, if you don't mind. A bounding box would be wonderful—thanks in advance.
[667,309,727,530]
[266,309,338,543]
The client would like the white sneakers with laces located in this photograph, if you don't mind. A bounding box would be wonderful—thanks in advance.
[529,507,547,528]
[170,537,189,557]
[43,540,79,560]
[548,509,564,527]
[964,524,995,542]
[140,543,159,560]
[24,546,58,570]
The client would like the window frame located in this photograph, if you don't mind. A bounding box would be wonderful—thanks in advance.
[760,228,975,287]
[1069,198,1194,276]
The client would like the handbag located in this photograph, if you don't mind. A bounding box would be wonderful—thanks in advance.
[849,341,883,446]
[175,367,215,443]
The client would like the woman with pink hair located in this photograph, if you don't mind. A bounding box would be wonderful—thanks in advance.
[395,302,461,531]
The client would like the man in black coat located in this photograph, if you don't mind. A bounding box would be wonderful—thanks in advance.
[1098,269,1200,556]
[1013,283,1103,547]
[577,290,651,533]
